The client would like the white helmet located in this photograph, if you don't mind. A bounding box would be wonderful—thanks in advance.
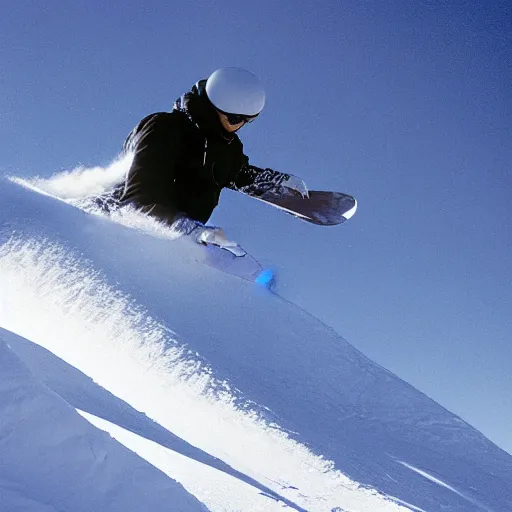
[206,67,266,116]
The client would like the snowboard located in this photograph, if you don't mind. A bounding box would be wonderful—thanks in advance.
[249,190,357,226]
[190,189,357,287]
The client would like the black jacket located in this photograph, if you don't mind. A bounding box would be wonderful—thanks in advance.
[120,80,287,225]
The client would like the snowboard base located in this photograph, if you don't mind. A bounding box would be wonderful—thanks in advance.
[252,190,357,226]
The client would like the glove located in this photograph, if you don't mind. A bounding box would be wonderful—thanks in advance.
[171,215,202,235]
[194,225,246,257]
[195,226,233,247]
[172,216,229,243]
[172,215,241,249]
[281,174,309,198]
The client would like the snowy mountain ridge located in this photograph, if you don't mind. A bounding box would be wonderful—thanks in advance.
[0,167,511,511]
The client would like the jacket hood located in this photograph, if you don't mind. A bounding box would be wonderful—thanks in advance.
[173,80,238,142]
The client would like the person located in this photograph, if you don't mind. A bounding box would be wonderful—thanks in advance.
[117,67,308,247]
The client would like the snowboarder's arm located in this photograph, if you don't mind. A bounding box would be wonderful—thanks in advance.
[228,164,308,198]
[121,113,185,226]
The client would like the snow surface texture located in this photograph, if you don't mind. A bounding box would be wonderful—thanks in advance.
[0,164,511,511]
[0,329,206,512]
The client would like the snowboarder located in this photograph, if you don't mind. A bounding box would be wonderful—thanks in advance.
[117,67,309,247]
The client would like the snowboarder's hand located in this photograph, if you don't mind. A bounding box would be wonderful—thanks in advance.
[196,226,246,256]
[196,226,227,245]
[194,226,239,249]
[172,215,202,235]
[172,217,243,253]
[282,175,309,198]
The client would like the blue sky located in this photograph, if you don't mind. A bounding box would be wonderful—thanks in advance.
[1,1,511,454]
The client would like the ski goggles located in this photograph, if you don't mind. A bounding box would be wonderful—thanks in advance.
[217,109,259,125]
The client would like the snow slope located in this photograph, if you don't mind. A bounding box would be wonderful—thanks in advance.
[0,329,206,512]
[0,173,511,511]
